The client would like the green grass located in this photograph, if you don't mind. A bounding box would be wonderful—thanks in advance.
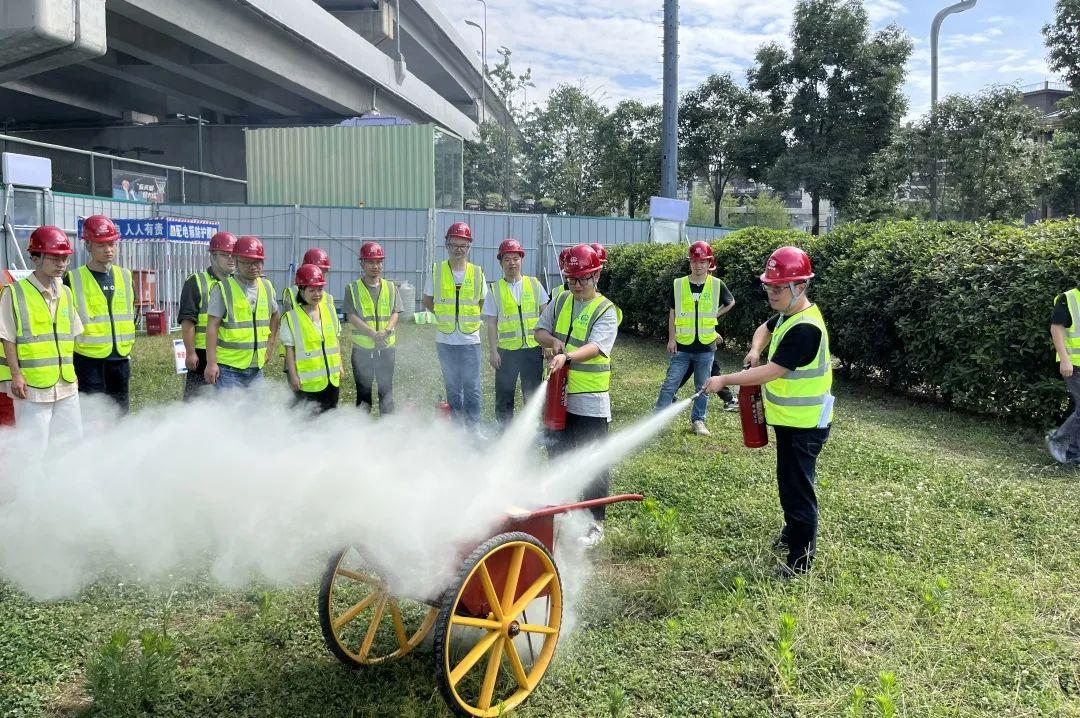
[2,323,1079,717]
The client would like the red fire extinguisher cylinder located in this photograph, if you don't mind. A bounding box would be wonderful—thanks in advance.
[543,363,569,431]
[739,383,768,448]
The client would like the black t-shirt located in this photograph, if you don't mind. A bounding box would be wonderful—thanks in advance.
[666,278,735,353]
[767,308,822,370]
[1051,295,1073,328]
[65,267,122,360]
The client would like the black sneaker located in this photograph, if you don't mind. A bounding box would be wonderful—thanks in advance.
[771,534,789,551]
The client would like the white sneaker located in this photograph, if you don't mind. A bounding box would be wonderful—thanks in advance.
[692,420,711,436]
[722,399,740,413]
[578,522,604,548]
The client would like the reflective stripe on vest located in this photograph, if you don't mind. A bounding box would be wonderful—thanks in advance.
[286,301,341,392]
[217,277,273,370]
[0,286,9,382]
[492,276,541,350]
[432,261,484,335]
[68,265,136,358]
[762,304,833,429]
[552,291,617,394]
[673,276,721,346]
[280,288,335,356]
[192,271,224,350]
[1055,288,1080,363]
[9,278,77,388]
[349,278,397,349]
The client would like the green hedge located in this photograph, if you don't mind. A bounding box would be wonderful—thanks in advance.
[602,220,1080,425]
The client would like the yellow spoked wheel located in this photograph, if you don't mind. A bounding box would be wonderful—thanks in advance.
[318,547,438,667]
[434,532,563,717]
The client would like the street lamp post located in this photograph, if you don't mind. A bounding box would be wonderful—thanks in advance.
[930,0,977,219]
[465,19,486,124]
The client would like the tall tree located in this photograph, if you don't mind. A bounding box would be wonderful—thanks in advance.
[597,100,661,218]
[748,0,912,234]
[1043,0,1080,216]
[522,84,607,215]
[1045,0,1080,89]
[679,74,779,227]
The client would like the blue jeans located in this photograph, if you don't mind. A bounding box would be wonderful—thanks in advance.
[216,365,263,390]
[655,350,714,422]
[436,342,482,425]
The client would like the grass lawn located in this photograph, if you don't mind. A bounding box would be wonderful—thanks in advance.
[1,323,1078,717]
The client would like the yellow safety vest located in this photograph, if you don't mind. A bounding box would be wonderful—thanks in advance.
[1054,289,1080,363]
[673,276,721,346]
[763,304,833,429]
[216,276,274,370]
[0,285,9,382]
[67,265,136,358]
[432,261,484,335]
[8,278,77,388]
[189,270,227,350]
[492,276,542,350]
[552,291,619,394]
[280,286,335,356]
[285,301,341,392]
[348,278,397,349]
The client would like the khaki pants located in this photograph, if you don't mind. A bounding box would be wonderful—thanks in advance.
[12,393,83,458]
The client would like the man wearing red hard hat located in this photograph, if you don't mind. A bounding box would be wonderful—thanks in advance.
[483,238,549,426]
[177,231,237,400]
[0,227,85,452]
[705,246,833,578]
[204,235,281,389]
[63,215,136,415]
[345,241,402,414]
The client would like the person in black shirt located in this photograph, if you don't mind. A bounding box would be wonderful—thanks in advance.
[653,242,735,435]
[176,232,237,400]
[1048,289,1080,463]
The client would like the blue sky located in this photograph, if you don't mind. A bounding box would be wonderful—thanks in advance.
[440,0,1060,121]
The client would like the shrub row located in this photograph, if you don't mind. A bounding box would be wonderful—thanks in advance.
[601,220,1080,426]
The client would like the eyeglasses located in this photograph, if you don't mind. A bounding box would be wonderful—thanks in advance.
[567,276,594,286]
[761,283,788,294]
[446,243,470,251]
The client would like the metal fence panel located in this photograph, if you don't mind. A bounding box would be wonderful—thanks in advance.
[686,224,736,243]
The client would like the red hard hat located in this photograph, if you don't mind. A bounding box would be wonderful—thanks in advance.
[563,244,603,278]
[688,240,716,270]
[302,247,331,270]
[294,263,326,287]
[588,243,608,265]
[558,248,572,271]
[81,215,119,243]
[359,241,385,260]
[445,221,472,242]
[497,238,525,259]
[209,231,238,253]
[27,226,74,256]
[233,235,265,260]
[760,246,814,285]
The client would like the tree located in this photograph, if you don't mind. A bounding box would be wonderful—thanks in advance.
[748,0,912,234]
[679,74,777,227]
[1045,0,1080,89]
[1043,0,1080,216]
[596,100,661,218]
[521,84,608,215]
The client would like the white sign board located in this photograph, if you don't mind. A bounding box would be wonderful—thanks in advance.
[648,196,689,222]
[1,153,52,189]
[173,339,188,375]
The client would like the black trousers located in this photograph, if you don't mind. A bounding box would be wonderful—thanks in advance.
[183,348,209,402]
[351,347,395,414]
[293,383,340,413]
[494,346,543,425]
[774,425,830,572]
[548,412,610,521]
[73,354,130,414]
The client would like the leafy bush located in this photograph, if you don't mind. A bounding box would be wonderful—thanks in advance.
[604,219,1080,425]
[85,628,178,716]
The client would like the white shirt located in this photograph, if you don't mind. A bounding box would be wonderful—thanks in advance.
[424,267,487,345]
[481,276,550,318]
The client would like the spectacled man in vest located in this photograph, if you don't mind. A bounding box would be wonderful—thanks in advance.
[705,246,832,578]
[177,232,237,400]
[484,239,549,426]
[423,222,487,427]
[534,243,621,548]
[204,235,280,389]
[654,241,735,435]
[0,227,84,452]
[1048,286,1080,463]
[346,241,401,414]
[64,215,135,415]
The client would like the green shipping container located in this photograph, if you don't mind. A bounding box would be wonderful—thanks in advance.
[244,123,462,209]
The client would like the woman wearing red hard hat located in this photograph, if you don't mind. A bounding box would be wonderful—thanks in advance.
[704,246,833,578]
[281,263,341,413]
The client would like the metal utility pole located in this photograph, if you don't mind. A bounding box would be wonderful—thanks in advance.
[465,19,486,123]
[660,0,679,199]
[930,0,977,219]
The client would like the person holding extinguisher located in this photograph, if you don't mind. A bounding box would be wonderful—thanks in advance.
[704,246,833,577]
[534,243,620,548]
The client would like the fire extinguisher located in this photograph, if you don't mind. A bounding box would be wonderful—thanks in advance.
[543,363,569,431]
[738,362,768,448]
[435,397,452,420]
